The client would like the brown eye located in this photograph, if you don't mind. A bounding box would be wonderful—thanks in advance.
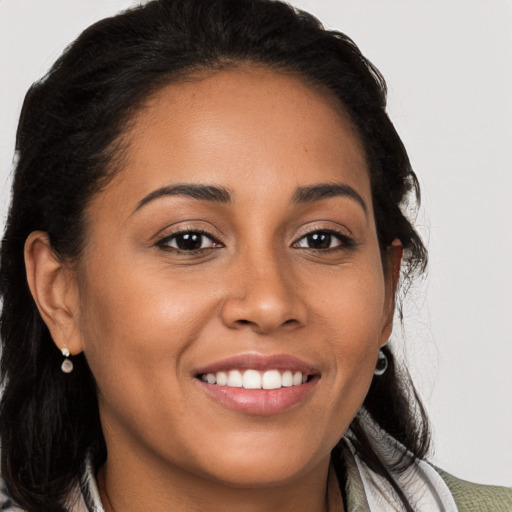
[158,231,221,252]
[307,232,334,249]
[295,230,345,250]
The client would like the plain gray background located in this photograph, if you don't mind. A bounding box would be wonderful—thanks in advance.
[1,0,511,486]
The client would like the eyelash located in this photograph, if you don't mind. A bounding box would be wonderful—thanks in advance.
[156,228,223,254]
[292,228,356,252]
[155,227,355,254]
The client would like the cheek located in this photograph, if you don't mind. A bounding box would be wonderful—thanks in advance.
[75,255,215,395]
[74,258,218,455]
[313,262,387,411]
[312,257,387,344]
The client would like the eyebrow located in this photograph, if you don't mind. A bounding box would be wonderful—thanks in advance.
[133,184,232,213]
[292,183,368,216]
[133,181,367,216]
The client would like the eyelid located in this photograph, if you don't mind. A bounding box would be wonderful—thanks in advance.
[291,225,356,250]
[292,222,353,240]
[155,226,224,251]
[153,220,223,243]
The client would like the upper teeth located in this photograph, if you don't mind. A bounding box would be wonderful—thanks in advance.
[201,369,307,389]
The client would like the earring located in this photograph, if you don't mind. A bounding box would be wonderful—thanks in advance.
[374,349,388,376]
[60,347,74,374]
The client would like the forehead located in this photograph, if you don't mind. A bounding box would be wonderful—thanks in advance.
[94,66,371,214]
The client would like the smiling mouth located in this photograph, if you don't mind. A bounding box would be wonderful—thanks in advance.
[197,369,313,389]
[194,354,320,414]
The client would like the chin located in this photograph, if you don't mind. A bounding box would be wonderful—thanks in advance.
[190,435,330,488]
[203,458,321,489]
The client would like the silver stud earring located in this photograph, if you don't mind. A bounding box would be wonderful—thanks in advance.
[374,349,388,376]
[60,348,74,374]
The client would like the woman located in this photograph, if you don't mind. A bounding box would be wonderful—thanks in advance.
[0,0,510,510]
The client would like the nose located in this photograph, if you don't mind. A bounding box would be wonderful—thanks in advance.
[220,253,307,335]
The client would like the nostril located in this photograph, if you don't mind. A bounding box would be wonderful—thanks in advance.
[221,294,307,334]
[281,318,301,330]
[236,318,298,328]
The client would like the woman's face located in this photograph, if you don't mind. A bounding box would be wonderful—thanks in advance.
[72,67,397,486]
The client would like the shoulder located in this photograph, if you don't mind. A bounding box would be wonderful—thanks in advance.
[435,468,512,512]
[0,479,24,512]
[0,475,94,512]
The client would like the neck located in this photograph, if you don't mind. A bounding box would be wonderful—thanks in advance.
[97,449,340,512]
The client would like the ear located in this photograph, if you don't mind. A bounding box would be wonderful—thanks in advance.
[380,238,403,345]
[24,231,84,355]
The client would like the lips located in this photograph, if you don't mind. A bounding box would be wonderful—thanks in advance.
[194,353,320,415]
[195,353,318,375]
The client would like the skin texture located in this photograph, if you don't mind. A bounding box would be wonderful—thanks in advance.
[25,67,401,512]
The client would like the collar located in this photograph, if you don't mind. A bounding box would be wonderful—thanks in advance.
[73,435,456,512]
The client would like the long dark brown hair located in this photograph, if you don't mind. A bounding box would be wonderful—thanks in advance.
[1,1,429,510]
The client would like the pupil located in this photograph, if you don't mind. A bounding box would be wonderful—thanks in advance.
[307,232,330,249]
[176,233,202,250]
